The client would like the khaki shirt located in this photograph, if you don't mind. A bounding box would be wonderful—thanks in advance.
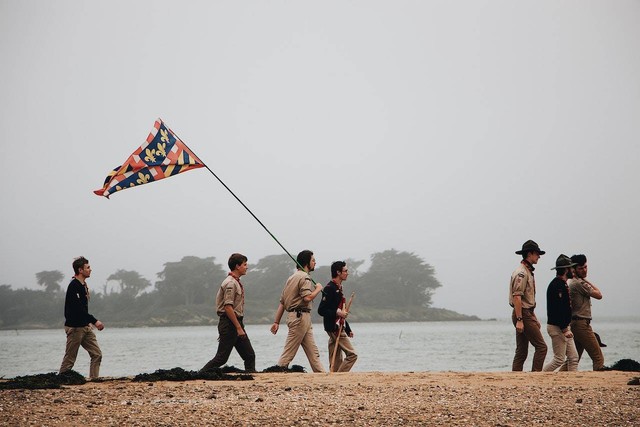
[215,275,244,317]
[279,270,314,310]
[568,278,593,319]
[509,262,536,309]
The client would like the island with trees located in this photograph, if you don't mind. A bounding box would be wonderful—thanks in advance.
[0,249,479,329]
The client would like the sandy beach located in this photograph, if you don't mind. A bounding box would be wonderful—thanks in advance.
[1,370,638,426]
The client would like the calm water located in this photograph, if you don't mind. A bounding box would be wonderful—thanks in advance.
[1,319,638,378]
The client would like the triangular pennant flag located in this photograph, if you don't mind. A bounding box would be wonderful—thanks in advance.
[94,119,204,198]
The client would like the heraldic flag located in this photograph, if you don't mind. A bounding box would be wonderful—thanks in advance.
[94,119,204,198]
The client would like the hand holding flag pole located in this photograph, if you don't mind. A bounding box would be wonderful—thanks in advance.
[94,118,305,273]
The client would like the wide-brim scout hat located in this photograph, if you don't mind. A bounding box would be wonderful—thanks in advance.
[550,254,577,270]
[515,240,546,255]
[594,332,607,348]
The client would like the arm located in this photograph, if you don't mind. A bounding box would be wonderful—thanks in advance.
[337,307,349,318]
[583,279,603,300]
[513,295,524,333]
[224,304,245,337]
[65,281,98,326]
[547,282,570,332]
[345,321,353,337]
[303,282,323,302]
[64,284,77,323]
[270,303,285,334]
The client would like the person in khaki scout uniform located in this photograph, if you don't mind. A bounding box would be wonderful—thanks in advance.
[509,240,548,371]
[201,253,256,373]
[567,254,605,370]
[270,250,325,372]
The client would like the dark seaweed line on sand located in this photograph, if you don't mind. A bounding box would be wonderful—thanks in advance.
[0,364,308,390]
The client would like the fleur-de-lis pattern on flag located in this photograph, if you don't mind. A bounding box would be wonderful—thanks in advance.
[94,119,204,198]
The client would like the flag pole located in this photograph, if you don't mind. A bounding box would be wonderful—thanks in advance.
[168,126,308,277]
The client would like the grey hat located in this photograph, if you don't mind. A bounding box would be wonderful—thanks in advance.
[515,240,546,255]
[551,254,577,270]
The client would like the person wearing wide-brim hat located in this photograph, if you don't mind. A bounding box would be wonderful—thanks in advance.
[508,240,548,371]
[543,255,579,372]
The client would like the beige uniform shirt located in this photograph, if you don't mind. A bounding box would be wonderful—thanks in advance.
[279,269,314,311]
[215,275,244,317]
[568,278,593,319]
[509,262,536,309]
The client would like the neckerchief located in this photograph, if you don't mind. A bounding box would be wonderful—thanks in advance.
[229,272,244,305]
[521,260,535,273]
[333,280,346,328]
[77,276,90,301]
[521,260,536,294]
[564,278,571,309]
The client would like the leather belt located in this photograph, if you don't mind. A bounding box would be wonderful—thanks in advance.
[572,316,591,324]
[287,307,311,318]
[286,307,310,313]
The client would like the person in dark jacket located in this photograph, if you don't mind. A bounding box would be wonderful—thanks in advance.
[318,261,357,372]
[59,256,104,379]
[543,254,579,371]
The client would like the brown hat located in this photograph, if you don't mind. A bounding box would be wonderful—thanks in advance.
[551,254,577,270]
[515,240,546,255]
[594,332,607,348]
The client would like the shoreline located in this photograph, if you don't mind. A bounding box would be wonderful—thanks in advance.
[3,315,639,331]
[0,317,485,331]
[2,371,638,426]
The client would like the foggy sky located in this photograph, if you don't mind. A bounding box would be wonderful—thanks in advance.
[1,1,639,319]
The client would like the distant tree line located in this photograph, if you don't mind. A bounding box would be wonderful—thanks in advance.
[0,249,478,329]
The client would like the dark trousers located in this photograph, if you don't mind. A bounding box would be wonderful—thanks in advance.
[201,315,256,372]
[512,309,547,371]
